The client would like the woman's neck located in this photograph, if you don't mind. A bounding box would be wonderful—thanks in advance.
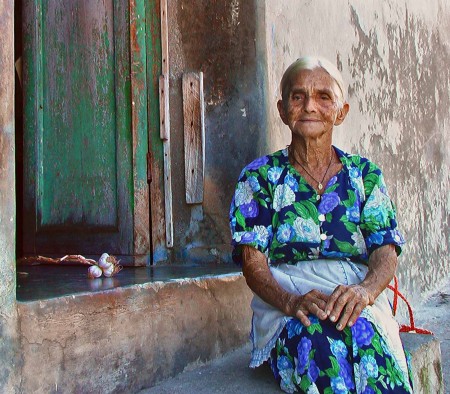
[289,137,333,169]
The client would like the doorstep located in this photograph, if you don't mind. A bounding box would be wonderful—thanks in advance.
[16,263,241,301]
[16,266,253,393]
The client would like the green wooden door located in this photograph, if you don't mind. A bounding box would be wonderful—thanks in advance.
[23,0,134,257]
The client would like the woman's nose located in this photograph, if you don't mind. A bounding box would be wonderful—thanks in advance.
[303,95,317,112]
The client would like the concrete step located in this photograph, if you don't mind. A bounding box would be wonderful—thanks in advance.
[17,271,253,393]
[15,265,447,393]
[141,334,444,394]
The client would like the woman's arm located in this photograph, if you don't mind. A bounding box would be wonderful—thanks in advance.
[242,245,329,326]
[325,244,398,330]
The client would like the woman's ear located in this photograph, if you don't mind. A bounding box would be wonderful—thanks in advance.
[277,99,288,125]
[335,102,350,126]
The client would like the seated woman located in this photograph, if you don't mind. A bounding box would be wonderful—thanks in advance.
[229,56,413,393]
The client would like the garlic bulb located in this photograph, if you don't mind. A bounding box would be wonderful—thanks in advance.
[98,253,110,269]
[88,265,103,279]
[102,262,115,277]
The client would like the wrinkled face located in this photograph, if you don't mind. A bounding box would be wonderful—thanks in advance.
[278,68,348,141]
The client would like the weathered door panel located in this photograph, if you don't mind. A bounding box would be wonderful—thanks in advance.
[23,0,134,256]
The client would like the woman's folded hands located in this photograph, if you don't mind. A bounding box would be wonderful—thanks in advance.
[242,244,397,332]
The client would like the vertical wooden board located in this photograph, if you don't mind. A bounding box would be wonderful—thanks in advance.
[158,0,173,249]
[159,75,169,140]
[159,75,173,248]
[163,140,173,248]
[183,72,204,204]
[145,0,169,261]
[130,0,150,258]
[160,0,169,76]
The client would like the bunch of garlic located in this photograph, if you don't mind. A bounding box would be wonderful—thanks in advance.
[87,253,122,278]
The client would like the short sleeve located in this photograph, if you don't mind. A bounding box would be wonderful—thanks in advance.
[359,162,405,256]
[229,158,274,266]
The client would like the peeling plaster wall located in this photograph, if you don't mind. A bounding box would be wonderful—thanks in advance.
[165,0,266,264]
[0,1,20,392]
[261,0,450,301]
[166,0,448,302]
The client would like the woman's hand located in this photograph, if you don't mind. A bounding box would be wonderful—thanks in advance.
[241,245,329,326]
[285,290,329,327]
[325,244,398,331]
[325,284,373,330]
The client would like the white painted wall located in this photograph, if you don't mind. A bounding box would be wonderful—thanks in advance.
[258,0,450,302]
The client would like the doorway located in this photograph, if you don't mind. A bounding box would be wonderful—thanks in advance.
[17,0,162,265]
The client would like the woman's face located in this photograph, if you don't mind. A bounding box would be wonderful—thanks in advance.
[277,68,349,141]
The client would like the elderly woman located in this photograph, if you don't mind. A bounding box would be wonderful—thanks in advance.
[229,57,413,393]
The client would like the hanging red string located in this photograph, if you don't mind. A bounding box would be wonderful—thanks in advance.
[387,276,433,335]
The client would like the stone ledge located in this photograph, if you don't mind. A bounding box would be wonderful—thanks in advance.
[400,332,444,394]
[142,334,444,394]
[17,273,253,393]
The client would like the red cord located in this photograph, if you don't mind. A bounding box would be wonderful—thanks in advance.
[387,276,433,335]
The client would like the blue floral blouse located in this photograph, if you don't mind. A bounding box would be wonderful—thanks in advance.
[229,146,405,266]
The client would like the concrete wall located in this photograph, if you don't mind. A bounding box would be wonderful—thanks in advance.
[17,275,252,393]
[165,0,449,302]
[257,0,450,301]
[164,0,267,264]
[0,0,20,392]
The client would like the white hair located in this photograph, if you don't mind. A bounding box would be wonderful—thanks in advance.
[280,56,346,107]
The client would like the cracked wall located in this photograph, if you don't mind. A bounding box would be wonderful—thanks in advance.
[261,0,450,301]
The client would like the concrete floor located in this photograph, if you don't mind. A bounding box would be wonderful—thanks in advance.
[140,343,278,394]
[141,278,450,394]
[414,279,450,393]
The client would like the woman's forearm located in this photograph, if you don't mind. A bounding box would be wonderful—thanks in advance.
[241,245,293,315]
[360,244,398,304]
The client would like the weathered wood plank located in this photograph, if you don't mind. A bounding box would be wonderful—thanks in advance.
[22,0,134,257]
[159,75,170,141]
[129,0,150,259]
[159,0,173,248]
[159,74,173,248]
[182,72,205,204]
[145,0,165,261]
[160,0,169,76]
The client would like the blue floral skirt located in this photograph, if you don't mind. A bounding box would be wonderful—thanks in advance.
[269,316,413,394]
